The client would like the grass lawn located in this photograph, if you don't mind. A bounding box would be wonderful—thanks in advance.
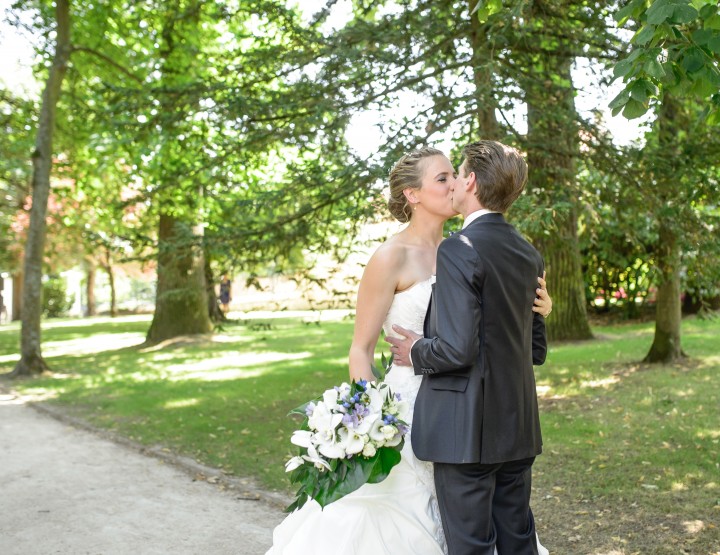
[1,312,718,554]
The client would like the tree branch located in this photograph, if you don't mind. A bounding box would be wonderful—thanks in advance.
[71,46,145,84]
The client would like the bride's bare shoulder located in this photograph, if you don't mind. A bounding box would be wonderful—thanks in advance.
[360,236,409,287]
[368,235,409,268]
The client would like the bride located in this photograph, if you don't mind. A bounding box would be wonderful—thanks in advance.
[267,147,551,554]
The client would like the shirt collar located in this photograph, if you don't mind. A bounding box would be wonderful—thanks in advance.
[462,208,499,230]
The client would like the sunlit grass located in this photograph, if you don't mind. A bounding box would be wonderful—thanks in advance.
[1,312,719,553]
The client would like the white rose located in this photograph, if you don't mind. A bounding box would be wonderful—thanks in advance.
[362,443,377,457]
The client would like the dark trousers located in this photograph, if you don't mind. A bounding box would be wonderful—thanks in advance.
[434,457,538,555]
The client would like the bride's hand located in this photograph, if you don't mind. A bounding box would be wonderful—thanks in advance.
[533,272,552,318]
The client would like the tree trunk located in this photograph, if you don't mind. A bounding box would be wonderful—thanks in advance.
[524,19,592,341]
[644,95,685,362]
[468,0,499,139]
[12,272,22,321]
[12,0,70,377]
[146,214,212,343]
[85,262,96,316]
[107,263,116,318]
[204,255,226,324]
[145,3,212,344]
[535,219,592,340]
[644,219,684,362]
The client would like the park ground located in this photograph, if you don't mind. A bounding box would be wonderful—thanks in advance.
[0,390,285,554]
[1,311,719,554]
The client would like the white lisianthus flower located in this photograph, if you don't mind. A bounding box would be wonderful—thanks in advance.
[308,402,344,436]
[353,411,380,435]
[362,442,377,457]
[369,419,387,445]
[303,443,332,471]
[290,430,313,448]
[322,388,339,408]
[365,387,384,413]
[285,456,304,472]
[393,399,410,420]
[338,427,365,456]
[317,432,347,459]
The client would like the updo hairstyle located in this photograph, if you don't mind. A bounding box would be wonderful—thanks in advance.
[387,147,444,223]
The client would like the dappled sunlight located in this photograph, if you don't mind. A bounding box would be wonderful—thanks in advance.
[233,309,352,321]
[6,388,59,402]
[682,520,705,534]
[210,333,256,344]
[161,351,313,382]
[163,398,199,409]
[0,393,26,405]
[40,333,145,358]
[698,354,720,367]
[695,429,720,439]
[167,367,271,381]
[536,385,552,396]
[671,481,688,491]
[704,482,717,490]
[138,335,214,352]
[674,388,696,397]
[580,376,620,389]
[41,315,152,329]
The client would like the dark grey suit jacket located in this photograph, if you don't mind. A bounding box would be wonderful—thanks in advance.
[410,213,547,465]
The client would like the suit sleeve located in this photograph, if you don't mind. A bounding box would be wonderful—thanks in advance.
[532,311,547,365]
[532,257,548,365]
[411,235,481,375]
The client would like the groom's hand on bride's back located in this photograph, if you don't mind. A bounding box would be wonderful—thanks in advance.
[385,325,422,367]
[533,272,552,318]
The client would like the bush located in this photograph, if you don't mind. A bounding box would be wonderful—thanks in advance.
[42,275,74,318]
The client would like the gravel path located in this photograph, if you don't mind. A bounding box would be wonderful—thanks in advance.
[0,393,285,555]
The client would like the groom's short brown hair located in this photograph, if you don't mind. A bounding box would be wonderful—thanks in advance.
[461,141,528,213]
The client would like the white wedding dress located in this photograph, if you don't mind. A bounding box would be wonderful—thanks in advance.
[267,278,548,555]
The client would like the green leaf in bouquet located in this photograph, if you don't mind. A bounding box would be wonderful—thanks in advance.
[368,443,404,483]
[370,362,385,381]
[313,444,405,508]
[287,396,320,418]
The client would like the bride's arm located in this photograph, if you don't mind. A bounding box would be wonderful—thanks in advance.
[348,246,402,382]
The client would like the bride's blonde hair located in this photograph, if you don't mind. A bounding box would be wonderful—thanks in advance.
[388,147,444,223]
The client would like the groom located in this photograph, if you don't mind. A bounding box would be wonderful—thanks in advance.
[387,140,547,555]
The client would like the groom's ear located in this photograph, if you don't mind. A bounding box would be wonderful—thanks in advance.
[466,171,477,192]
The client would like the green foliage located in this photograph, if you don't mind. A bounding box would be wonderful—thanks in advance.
[611,0,720,121]
[0,89,35,270]
[370,350,393,381]
[41,275,74,317]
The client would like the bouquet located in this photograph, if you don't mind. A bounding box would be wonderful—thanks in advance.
[284,379,409,512]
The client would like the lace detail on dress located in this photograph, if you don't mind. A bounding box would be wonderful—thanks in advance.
[382,278,447,554]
